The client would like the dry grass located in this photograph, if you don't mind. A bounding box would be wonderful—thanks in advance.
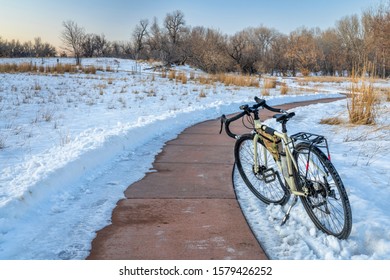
[320,117,343,125]
[83,65,97,74]
[198,75,212,85]
[175,72,187,84]
[298,76,352,83]
[261,88,270,96]
[280,83,289,95]
[163,72,259,88]
[259,77,276,96]
[199,89,207,98]
[347,65,379,125]
[213,73,259,87]
[0,63,102,74]
[377,87,390,102]
[0,63,23,73]
[168,70,176,80]
[263,78,277,89]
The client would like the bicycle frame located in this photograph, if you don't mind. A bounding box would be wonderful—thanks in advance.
[252,119,307,197]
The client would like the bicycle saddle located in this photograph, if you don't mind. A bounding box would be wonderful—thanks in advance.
[273,112,295,123]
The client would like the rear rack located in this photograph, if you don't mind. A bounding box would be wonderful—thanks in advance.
[290,132,331,160]
[290,132,326,145]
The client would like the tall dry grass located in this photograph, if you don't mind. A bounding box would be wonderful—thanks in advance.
[259,77,277,96]
[280,83,289,95]
[175,72,188,84]
[347,64,378,125]
[165,72,259,88]
[212,73,259,87]
[263,78,277,89]
[168,70,176,80]
[0,62,101,74]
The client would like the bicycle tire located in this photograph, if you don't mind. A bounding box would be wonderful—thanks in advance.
[294,142,352,239]
[234,134,290,205]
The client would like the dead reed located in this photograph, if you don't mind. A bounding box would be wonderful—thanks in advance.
[347,64,378,125]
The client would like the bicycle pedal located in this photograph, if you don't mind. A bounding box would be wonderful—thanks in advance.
[262,168,276,183]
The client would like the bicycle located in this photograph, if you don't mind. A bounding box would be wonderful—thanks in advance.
[219,97,352,239]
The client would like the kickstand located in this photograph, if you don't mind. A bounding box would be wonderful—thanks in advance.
[281,195,298,226]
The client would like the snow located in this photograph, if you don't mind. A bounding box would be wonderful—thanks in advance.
[0,57,389,260]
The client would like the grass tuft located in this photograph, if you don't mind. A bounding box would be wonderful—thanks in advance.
[320,117,343,125]
[280,83,289,95]
[347,64,378,125]
[263,78,277,89]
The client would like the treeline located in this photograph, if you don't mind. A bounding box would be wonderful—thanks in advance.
[128,4,388,77]
[0,37,56,58]
[2,2,389,77]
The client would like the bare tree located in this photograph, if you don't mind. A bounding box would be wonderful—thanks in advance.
[252,26,278,73]
[336,15,366,72]
[285,27,322,76]
[228,31,247,71]
[164,10,185,44]
[132,19,149,59]
[188,27,231,73]
[162,10,187,64]
[0,36,55,57]
[362,3,390,78]
[317,28,345,75]
[61,20,85,65]
[269,33,289,75]
[94,34,110,57]
[81,34,96,57]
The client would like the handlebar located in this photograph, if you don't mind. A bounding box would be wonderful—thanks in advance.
[219,111,247,139]
[254,96,286,113]
[219,96,290,139]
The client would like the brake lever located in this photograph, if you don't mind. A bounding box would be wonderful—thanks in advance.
[219,114,227,134]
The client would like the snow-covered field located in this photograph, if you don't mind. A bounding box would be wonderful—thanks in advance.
[0,58,389,259]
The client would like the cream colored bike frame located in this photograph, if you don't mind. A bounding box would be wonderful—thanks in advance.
[253,120,307,196]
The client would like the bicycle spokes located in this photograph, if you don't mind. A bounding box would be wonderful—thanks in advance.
[295,143,352,239]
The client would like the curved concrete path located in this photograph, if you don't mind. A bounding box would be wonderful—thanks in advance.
[87,98,343,260]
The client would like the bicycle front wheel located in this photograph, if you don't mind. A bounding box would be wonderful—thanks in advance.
[234,134,290,205]
[294,142,352,239]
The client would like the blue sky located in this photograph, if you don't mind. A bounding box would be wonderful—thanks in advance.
[0,0,383,49]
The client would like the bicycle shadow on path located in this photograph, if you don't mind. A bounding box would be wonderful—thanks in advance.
[87,97,344,260]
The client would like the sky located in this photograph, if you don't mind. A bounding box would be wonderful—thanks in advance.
[0,0,384,50]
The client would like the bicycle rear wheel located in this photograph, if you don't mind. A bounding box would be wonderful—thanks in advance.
[234,134,290,205]
[294,142,352,239]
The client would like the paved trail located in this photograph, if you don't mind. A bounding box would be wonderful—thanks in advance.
[87,98,343,260]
